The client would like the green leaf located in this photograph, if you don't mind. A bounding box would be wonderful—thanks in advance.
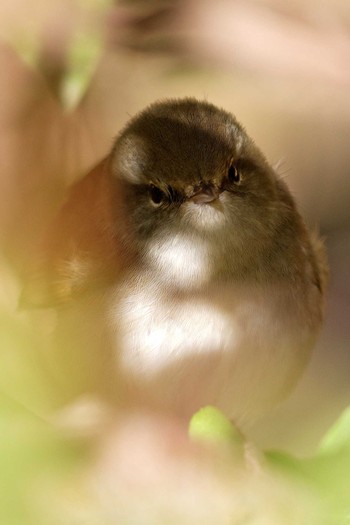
[319,406,350,455]
[189,406,244,449]
[61,30,103,110]
[8,33,40,70]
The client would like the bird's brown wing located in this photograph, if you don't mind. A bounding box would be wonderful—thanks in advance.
[21,157,129,308]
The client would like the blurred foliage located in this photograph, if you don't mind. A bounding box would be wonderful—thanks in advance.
[191,407,350,524]
[0,0,111,110]
[189,405,244,449]
[1,289,350,525]
[0,0,350,522]
[62,29,104,109]
[10,32,40,71]
[0,401,83,525]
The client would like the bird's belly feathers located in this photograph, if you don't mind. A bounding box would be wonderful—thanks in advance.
[112,280,316,425]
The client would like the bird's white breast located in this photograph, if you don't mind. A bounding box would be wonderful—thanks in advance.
[145,233,212,288]
[109,272,313,425]
[116,285,240,376]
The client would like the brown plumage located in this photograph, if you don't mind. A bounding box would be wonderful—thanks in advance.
[22,99,328,426]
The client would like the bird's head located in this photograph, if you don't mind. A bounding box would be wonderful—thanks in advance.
[111,98,284,287]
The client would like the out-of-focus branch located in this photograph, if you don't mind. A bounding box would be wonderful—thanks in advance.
[110,0,350,87]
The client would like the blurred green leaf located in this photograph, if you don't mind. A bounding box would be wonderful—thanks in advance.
[189,405,244,449]
[0,293,85,524]
[0,1,111,110]
[319,407,350,455]
[0,405,82,525]
[266,407,350,524]
[9,33,40,70]
[61,29,103,110]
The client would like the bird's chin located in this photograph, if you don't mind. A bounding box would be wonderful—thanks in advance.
[181,200,227,232]
[145,233,212,289]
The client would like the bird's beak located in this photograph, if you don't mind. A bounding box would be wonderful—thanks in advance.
[189,186,221,204]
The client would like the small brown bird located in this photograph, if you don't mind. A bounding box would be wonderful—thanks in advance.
[23,99,328,427]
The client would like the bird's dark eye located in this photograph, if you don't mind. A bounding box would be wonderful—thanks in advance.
[227,164,240,184]
[149,185,165,206]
